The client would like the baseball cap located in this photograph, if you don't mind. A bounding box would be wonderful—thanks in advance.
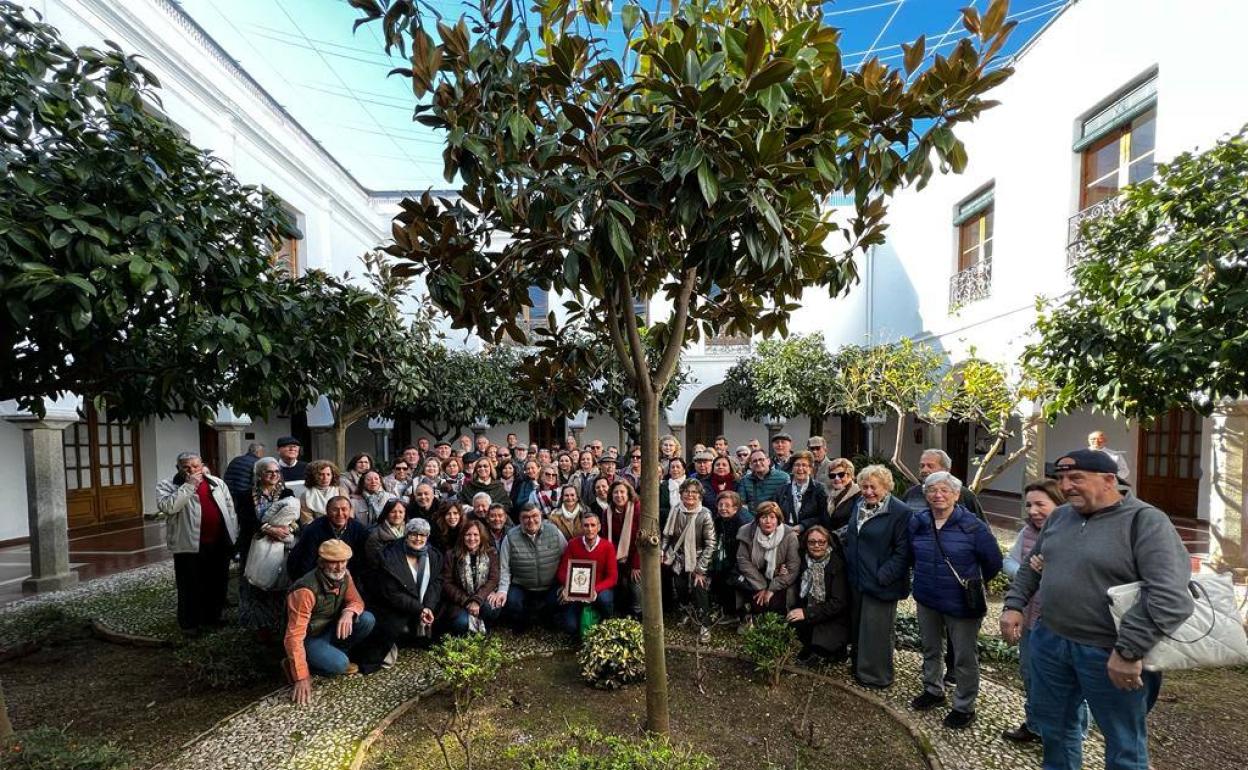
[1053,449,1122,477]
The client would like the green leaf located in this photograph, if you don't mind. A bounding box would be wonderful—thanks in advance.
[607,214,633,262]
[747,59,795,93]
[606,199,636,225]
[696,160,719,205]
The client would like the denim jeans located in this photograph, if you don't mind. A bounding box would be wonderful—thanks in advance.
[502,586,559,630]
[556,589,615,638]
[1028,623,1160,770]
[303,610,376,675]
[1020,625,1090,734]
[446,603,502,635]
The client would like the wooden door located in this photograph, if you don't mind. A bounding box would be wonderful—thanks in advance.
[198,422,220,476]
[528,417,566,450]
[946,419,971,483]
[64,406,143,530]
[687,409,724,460]
[839,414,868,459]
[1137,408,1200,518]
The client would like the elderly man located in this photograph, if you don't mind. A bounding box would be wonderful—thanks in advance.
[464,434,490,464]
[284,539,376,704]
[807,437,833,490]
[713,435,730,458]
[770,432,796,472]
[287,496,369,581]
[582,454,626,502]
[902,449,984,520]
[275,436,307,484]
[156,451,239,635]
[223,442,265,496]
[556,511,618,639]
[690,449,719,508]
[487,503,568,630]
[408,482,447,523]
[434,440,452,462]
[1087,430,1131,482]
[1002,449,1192,770]
[739,450,791,510]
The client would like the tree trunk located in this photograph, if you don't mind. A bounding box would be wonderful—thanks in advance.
[0,681,12,738]
[334,423,349,470]
[637,389,670,734]
[890,409,919,484]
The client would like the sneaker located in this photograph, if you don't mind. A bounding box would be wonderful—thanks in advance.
[1001,723,1041,743]
[697,625,711,644]
[910,691,946,711]
[344,662,360,676]
[943,709,976,730]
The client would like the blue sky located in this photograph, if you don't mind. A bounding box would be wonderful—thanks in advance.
[176,0,1069,190]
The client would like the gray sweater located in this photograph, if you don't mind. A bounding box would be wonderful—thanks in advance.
[1004,495,1193,658]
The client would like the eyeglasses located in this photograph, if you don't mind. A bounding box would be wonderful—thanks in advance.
[806,538,829,546]
[630,455,642,460]
[393,465,409,471]
[262,469,281,475]
[542,471,557,477]
[829,472,847,479]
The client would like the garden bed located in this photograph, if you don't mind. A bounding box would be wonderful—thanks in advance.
[362,652,928,770]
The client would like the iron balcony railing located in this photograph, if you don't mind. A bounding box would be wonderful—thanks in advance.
[948,257,992,312]
[1066,196,1123,266]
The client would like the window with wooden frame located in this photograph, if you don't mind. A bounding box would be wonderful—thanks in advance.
[267,198,302,276]
[1076,76,1157,210]
[953,186,994,271]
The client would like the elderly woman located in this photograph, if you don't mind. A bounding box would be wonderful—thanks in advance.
[843,464,912,689]
[301,460,346,522]
[367,518,444,652]
[787,525,850,666]
[658,433,682,474]
[709,491,754,618]
[438,456,465,502]
[567,451,598,500]
[533,465,562,516]
[825,457,861,531]
[353,469,395,527]
[1002,479,1069,744]
[908,471,1002,729]
[383,459,415,500]
[549,484,586,540]
[658,456,689,531]
[416,457,443,492]
[660,478,717,644]
[235,457,297,634]
[458,457,510,513]
[440,519,501,635]
[735,501,801,628]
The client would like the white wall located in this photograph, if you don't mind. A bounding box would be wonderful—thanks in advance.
[0,424,30,541]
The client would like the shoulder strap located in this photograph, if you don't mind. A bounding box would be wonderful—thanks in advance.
[931,517,969,588]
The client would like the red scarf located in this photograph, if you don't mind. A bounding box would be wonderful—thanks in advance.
[710,472,735,494]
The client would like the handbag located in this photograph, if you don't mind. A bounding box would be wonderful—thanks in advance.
[1106,573,1248,672]
[244,536,290,591]
[932,519,988,617]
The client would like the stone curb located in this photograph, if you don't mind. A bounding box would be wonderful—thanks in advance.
[91,618,173,648]
[668,644,944,770]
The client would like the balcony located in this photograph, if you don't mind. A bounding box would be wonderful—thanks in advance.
[1066,196,1123,266]
[706,332,751,352]
[948,258,992,312]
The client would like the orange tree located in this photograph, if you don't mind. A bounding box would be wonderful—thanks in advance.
[352,0,1016,732]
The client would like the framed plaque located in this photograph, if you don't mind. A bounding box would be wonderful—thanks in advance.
[566,559,597,602]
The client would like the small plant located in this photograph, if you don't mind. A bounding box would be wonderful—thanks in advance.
[505,727,714,770]
[0,727,131,770]
[741,612,799,686]
[0,605,86,650]
[894,610,1019,664]
[429,633,507,770]
[174,627,279,689]
[578,617,646,690]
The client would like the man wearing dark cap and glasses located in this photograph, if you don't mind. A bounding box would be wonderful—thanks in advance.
[1000,449,1192,770]
[275,435,306,483]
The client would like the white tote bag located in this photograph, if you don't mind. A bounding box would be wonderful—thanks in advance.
[1106,573,1248,672]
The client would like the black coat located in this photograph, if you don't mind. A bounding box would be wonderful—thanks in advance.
[776,481,829,529]
[372,540,444,621]
[793,544,851,655]
[843,496,913,601]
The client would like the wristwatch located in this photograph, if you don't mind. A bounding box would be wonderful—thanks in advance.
[1115,646,1142,662]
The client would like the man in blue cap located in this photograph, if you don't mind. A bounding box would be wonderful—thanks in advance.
[1000,448,1192,770]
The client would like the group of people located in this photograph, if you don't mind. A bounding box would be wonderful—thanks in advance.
[155,429,1192,770]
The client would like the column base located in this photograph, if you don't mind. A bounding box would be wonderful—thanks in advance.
[23,572,78,594]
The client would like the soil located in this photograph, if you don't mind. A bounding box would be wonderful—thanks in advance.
[364,652,928,770]
[0,631,275,768]
[1146,665,1248,770]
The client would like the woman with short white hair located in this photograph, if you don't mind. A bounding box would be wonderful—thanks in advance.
[907,471,1002,729]
[842,464,913,688]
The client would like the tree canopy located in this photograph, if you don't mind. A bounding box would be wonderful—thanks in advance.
[1026,125,1248,419]
[353,0,1017,732]
[0,3,372,422]
[717,333,836,421]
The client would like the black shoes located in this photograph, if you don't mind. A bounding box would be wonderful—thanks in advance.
[1002,723,1041,743]
[943,709,976,730]
[910,691,946,711]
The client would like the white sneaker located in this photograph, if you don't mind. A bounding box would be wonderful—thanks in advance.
[697,625,711,644]
[381,643,399,668]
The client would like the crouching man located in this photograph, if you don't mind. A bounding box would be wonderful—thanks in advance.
[285,539,376,704]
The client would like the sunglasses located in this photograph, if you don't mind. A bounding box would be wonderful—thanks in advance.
[830,472,847,479]
[393,465,409,471]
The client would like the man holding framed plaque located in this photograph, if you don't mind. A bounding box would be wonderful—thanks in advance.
[556,511,618,639]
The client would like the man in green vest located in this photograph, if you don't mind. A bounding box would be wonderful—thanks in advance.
[284,539,376,705]
[487,503,567,630]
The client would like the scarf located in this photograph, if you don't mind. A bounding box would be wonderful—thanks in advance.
[856,495,890,532]
[607,503,634,563]
[302,485,339,518]
[537,487,560,515]
[831,482,860,509]
[557,503,581,521]
[253,485,283,521]
[404,544,431,603]
[751,522,788,580]
[663,504,705,575]
[710,472,735,494]
[361,489,390,525]
[800,553,830,603]
[664,477,683,513]
[457,550,491,595]
[377,521,404,543]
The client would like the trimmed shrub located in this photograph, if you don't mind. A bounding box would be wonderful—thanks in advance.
[578,617,646,690]
[505,727,714,770]
[741,612,799,686]
[0,727,130,770]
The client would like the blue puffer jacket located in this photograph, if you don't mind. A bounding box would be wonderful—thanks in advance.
[843,495,913,602]
[909,505,1003,618]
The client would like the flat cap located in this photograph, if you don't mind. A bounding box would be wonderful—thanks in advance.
[318,539,353,561]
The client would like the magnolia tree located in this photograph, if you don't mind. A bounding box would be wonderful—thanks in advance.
[353,0,1016,731]
[401,344,535,440]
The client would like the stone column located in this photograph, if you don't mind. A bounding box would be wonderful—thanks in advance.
[1205,404,1248,569]
[1022,417,1048,485]
[211,407,251,472]
[310,428,338,464]
[669,424,686,451]
[21,419,78,592]
[369,417,395,464]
